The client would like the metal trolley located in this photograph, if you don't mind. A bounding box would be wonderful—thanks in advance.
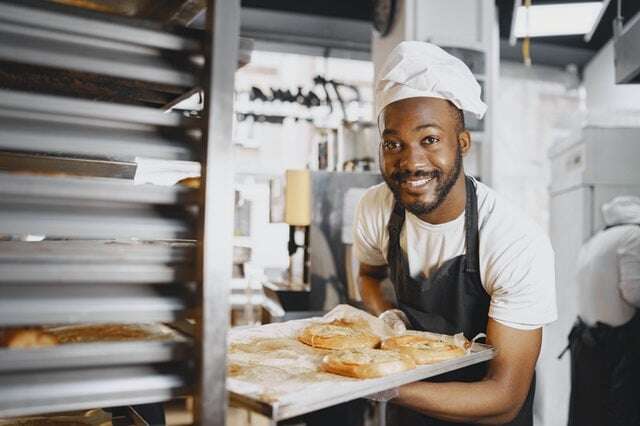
[0,1,242,424]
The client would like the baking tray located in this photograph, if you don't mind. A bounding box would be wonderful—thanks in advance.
[0,324,191,372]
[229,343,496,422]
[0,365,189,418]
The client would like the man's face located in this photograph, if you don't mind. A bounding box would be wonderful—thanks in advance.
[379,97,468,218]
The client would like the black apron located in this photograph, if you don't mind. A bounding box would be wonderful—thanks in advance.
[386,176,535,426]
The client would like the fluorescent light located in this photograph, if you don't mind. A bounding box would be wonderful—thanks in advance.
[513,2,605,38]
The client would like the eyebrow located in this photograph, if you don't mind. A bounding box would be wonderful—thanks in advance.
[381,123,443,137]
[413,123,443,131]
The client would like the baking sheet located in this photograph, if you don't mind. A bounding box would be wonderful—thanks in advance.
[227,305,496,421]
[0,365,187,418]
[0,324,190,372]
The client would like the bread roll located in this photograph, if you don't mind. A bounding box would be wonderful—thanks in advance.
[381,334,465,364]
[298,320,380,350]
[1,329,58,349]
[321,348,416,378]
[177,177,201,188]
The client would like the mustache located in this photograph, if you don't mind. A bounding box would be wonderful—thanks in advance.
[391,169,441,183]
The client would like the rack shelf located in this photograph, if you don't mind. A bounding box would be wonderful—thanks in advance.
[0,366,189,418]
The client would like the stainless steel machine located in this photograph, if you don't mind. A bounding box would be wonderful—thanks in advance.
[309,171,384,310]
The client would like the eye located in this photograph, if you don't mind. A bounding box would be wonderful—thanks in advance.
[422,136,440,145]
[382,140,401,152]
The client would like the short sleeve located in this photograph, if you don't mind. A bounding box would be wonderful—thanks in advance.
[353,191,387,266]
[487,235,558,330]
[618,228,640,308]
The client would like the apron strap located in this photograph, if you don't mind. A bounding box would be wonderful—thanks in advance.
[386,200,405,263]
[463,176,481,274]
[559,316,587,359]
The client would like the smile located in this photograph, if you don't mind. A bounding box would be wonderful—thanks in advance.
[400,176,435,190]
[400,176,435,195]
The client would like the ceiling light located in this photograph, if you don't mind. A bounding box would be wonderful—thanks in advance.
[512,2,605,38]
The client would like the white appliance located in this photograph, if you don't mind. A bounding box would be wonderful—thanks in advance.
[537,123,640,426]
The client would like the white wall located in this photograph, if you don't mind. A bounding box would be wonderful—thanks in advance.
[494,62,583,231]
[583,41,640,112]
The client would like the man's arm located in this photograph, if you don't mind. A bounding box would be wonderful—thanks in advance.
[393,318,541,424]
[359,262,394,316]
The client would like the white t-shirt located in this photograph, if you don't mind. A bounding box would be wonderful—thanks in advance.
[576,225,640,326]
[353,180,557,330]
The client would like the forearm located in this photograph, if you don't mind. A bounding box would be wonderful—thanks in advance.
[360,274,394,315]
[394,377,524,424]
[394,321,540,424]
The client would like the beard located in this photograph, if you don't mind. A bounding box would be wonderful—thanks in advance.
[383,145,463,217]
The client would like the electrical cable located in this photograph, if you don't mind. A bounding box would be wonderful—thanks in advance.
[522,0,532,66]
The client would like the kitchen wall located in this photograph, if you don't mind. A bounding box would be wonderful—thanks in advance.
[493,61,584,231]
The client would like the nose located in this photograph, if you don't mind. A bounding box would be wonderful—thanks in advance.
[397,144,430,173]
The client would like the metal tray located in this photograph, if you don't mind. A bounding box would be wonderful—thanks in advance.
[229,343,496,422]
[0,338,191,373]
[0,285,190,326]
[0,365,189,418]
[0,324,190,372]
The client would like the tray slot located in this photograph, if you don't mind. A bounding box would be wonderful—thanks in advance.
[0,284,192,326]
[0,365,190,418]
[0,337,192,372]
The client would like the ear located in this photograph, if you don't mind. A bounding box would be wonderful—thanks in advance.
[458,130,471,155]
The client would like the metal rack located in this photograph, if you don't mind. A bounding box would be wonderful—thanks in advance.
[0,0,240,424]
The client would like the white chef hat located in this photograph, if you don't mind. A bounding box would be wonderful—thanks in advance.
[602,196,640,226]
[375,41,487,120]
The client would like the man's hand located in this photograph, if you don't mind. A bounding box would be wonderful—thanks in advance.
[359,262,394,315]
[393,319,541,424]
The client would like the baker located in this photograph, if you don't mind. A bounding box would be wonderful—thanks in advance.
[354,41,557,425]
[565,196,640,425]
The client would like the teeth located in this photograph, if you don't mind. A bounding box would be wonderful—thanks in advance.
[405,176,433,187]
